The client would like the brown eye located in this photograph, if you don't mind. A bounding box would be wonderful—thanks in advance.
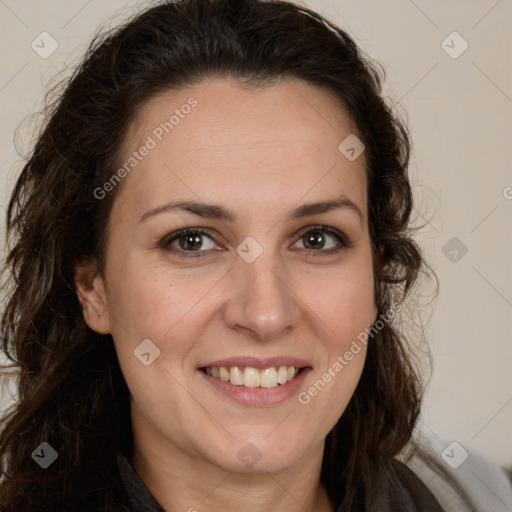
[175,232,205,251]
[160,228,217,257]
[302,230,328,250]
[293,226,351,256]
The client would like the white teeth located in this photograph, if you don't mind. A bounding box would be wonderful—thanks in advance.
[260,367,278,388]
[277,366,288,384]
[219,366,230,382]
[243,367,260,388]
[204,365,301,388]
[229,366,243,385]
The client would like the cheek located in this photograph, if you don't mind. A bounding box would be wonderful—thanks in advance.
[299,269,372,427]
[305,256,374,407]
[104,255,222,381]
[105,253,194,336]
[310,261,375,343]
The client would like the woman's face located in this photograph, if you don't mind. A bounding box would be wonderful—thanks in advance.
[78,77,377,474]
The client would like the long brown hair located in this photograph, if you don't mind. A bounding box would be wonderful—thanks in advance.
[0,0,435,509]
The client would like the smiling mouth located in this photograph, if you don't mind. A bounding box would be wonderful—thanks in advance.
[200,365,305,388]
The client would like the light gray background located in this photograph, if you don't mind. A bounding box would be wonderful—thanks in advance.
[1,0,511,468]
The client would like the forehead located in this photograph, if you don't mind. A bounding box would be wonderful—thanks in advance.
[111,77,368,223]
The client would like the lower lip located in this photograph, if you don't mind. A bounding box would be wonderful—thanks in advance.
[198,368,312,406]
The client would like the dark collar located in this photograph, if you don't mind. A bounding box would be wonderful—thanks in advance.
[117,454,165,511]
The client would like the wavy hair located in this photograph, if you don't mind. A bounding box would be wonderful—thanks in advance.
[0,0,436,509]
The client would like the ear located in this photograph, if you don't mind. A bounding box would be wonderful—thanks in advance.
[375,243,388,275]
[74,258,111,334]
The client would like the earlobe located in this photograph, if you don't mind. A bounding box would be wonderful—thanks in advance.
[74,259,111,334]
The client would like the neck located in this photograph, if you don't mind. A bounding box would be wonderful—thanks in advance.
[131,432,335,512]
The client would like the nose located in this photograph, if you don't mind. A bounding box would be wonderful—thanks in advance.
[222,248,301,342]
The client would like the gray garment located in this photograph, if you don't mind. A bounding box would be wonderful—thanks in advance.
[401,424,512,512]
[115,454,446,511]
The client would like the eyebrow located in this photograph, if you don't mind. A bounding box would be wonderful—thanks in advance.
[139,195,364,225]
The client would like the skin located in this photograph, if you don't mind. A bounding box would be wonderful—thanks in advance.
[75,77,377,512]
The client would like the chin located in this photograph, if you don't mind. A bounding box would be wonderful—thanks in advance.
[205,431,316,475]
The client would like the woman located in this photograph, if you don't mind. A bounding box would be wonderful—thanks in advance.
[0,0,444,510]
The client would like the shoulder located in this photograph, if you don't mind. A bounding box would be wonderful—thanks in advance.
[381,458,447,511]
[401,426,512,512]
[336,458,446,511]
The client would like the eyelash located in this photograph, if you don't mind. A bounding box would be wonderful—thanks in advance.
[159,225,352,259]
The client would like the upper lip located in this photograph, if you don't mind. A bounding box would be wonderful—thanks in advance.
[200,356,312,370]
